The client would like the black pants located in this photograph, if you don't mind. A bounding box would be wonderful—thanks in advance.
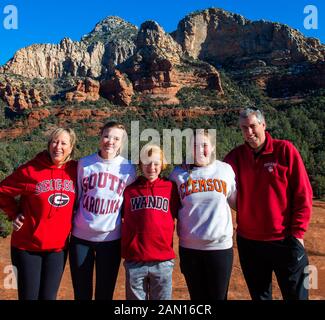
[236,235,309,300]
[11,246,67,300]
[69,235,121,300]
[179,246,233,300]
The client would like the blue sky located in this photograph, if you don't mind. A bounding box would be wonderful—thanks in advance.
[0,0,323,66]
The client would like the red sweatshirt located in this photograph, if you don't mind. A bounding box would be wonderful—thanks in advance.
[224,132,312,241]
[0,151,77,251]
[121,176,179,262]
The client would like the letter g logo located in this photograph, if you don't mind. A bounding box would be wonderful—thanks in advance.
[48,193,70,207]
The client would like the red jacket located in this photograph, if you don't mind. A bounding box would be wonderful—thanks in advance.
[0,151,77,251]
[224,132,312,241]
[121,176,179,262]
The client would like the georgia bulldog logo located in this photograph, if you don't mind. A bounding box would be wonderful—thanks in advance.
[48,193,70,207]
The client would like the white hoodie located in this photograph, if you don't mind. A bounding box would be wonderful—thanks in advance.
[169,160,236,250]
[72,152,136,242]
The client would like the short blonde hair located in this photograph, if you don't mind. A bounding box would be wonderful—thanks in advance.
[47,128,77,164]
[140,144,168,170]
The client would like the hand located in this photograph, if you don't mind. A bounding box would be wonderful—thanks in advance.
[12,214,25,231]
[295,237,304,247]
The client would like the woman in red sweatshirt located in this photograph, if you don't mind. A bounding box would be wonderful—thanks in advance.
[0,128,77,300]
[121,144,180,300]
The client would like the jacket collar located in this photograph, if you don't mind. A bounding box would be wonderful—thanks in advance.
[244,131,274,156]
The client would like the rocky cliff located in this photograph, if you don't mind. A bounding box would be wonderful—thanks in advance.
[119,20,223,105]
[0,8,323,108]
[0,17,137,79]
[172,8,324,68]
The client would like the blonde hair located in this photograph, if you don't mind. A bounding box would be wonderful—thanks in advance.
[140,144,168,170]
[47,128,77,164]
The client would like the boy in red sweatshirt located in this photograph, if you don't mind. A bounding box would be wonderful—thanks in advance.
[121,144,179,300]
[224,108,313,300]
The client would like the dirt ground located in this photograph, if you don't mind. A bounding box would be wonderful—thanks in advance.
[0,201,324,300]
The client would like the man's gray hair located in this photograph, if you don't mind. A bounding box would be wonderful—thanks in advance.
[239,108,265,124]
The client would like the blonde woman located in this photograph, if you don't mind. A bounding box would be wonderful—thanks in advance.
[0,128,77,300]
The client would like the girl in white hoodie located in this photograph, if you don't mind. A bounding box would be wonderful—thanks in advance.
[69,121,136,300]
[169,130,237,300]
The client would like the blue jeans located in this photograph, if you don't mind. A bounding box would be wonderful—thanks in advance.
[124,259,174,300]
[69,235,121,300]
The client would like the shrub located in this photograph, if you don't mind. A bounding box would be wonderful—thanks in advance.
[0,212,11,238]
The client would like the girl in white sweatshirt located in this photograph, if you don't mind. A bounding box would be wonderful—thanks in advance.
[169,130,237,300]
[69,121,136,300]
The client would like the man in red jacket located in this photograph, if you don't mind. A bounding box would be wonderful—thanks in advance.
[224,108,313,300]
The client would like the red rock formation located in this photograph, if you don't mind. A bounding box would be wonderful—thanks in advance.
[121,21,183,105]
[0,127,25,139]
[65,78,100,102]
[27,109,51,127]
[176,62,224,94]
[54,106,130,122]
[132,66,181,105]
[120,19,224,105]
[28,89,43,107]
[151,106,231,121]
[100,70,134,106]
[56,108,92,120]
[0,106,228,141]
[0,81,45,112]
[16,94,30,110]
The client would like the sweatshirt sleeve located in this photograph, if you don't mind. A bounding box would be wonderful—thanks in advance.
[0,166,28,220]
[74,160,84,213]
[226,164,237,211]
[170,181,180,219]
[168,167,177,183]
[121,186,130,219]
[126,164,137,186]
[287,143,313,239]
[76,160,83,202]
[223,150,238,177]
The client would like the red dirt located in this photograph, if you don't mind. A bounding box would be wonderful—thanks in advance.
[0,202,324,300]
